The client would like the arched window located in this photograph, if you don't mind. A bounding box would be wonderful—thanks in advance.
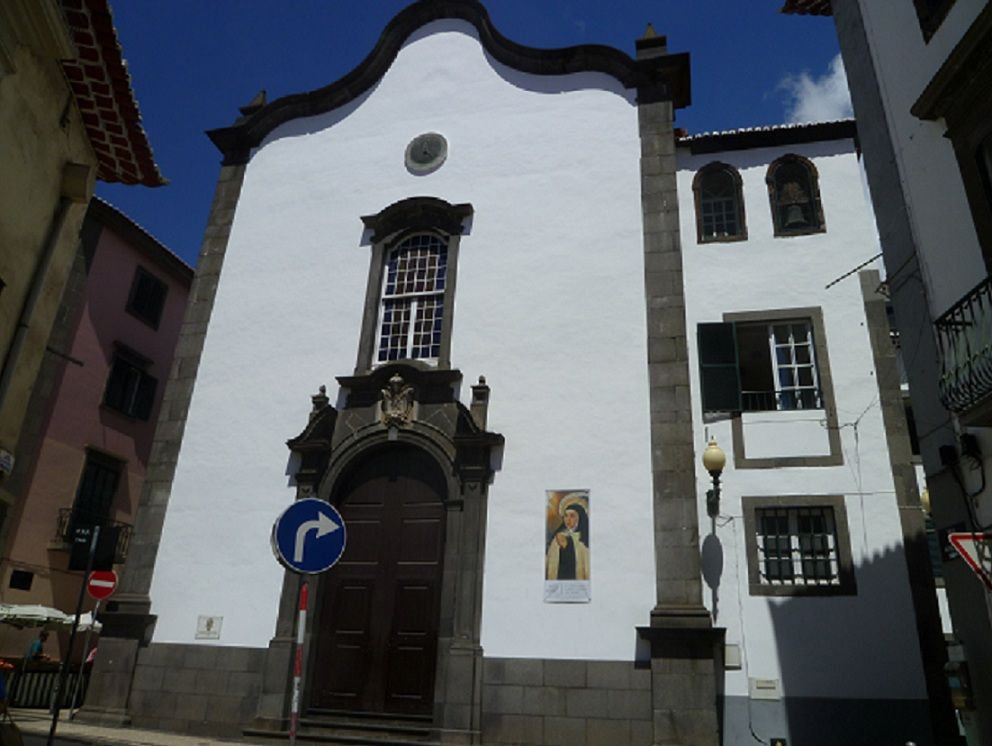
[693,163,746,242]
[357,197,473,371]
[376,233,448,362]
[766,155,825,236]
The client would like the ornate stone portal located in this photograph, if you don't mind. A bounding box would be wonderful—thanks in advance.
[254,363,503,743]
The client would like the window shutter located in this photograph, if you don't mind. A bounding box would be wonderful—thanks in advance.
[697,322,742,412]
[135,373,158,421]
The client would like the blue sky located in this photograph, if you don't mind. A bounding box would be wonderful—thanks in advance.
[96,1,846,266]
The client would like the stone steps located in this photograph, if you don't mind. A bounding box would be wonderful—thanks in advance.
[244,709,438,746]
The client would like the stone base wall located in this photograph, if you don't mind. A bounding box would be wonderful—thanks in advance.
[128,642,265,738]
[482,658,652,746]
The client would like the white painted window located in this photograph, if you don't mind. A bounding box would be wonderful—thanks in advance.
[735,319,821,412]
[755,506,839,586]
[767,321,820,410]
[375,234,447,363]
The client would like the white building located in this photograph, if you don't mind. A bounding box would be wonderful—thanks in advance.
[678,122,945,743]
[782,2,992,742]
[81,3,945,744]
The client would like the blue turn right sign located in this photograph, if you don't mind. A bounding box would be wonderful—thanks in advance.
[271,498,347,574]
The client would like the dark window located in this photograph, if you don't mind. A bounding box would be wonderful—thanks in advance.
[978,132,992,214]
[912,0,956,40]
[755,505,838,586]
[925,516,944,580]
[103,347,157,420]
[693,163,746,242]
[698,319,822,413]
[767,155,825,236]
[376,234,448,362]
[126,267,168,329]
[9,570,33,590]
[69,452,121,537]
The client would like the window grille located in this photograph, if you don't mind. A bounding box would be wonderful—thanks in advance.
[376,234,447,362]
[755,506,839,586]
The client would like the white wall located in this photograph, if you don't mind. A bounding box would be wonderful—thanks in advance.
[856,0,986,317]
[679,139,928,699]
[149,21,654,660]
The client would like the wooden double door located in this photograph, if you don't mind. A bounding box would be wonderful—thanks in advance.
[310,446,447,715]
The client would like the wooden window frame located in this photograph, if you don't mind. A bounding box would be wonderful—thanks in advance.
[693,162,747,243]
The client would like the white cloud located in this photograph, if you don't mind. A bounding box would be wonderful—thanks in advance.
[780,54,853,124]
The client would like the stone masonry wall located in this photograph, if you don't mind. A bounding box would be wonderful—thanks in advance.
[128,642,265,738]
[482,658,652,746]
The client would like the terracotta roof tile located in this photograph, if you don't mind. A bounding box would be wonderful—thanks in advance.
[59,0,165,186]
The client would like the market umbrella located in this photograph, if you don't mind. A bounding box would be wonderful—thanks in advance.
[76,612,102,633]
[0,604,72,629]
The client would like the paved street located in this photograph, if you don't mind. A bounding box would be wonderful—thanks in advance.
[12,709,265,746]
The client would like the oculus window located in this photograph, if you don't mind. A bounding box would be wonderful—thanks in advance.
[693,162,746,242]
[766,154,825,236]
[698,319,822,413]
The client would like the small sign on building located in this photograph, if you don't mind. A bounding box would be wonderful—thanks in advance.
[196,615,223,640]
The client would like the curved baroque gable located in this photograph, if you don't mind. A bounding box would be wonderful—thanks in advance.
[207,0,690,164]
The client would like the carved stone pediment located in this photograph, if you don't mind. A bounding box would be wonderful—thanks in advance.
[380,374,415,427]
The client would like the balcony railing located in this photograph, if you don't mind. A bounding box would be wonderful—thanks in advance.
[742,389,823,413]
[54,508,133,565]
[935,276,992,414]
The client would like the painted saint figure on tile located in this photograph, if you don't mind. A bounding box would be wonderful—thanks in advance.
[544,490,591,602]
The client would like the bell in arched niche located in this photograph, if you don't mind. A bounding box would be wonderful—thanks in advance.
[778,180,810,228]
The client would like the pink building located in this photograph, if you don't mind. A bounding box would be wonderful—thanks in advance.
[0,198,191,659]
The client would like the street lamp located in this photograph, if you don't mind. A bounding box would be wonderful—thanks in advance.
[702,438,726,517]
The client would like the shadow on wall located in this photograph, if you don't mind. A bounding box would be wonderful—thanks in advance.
[705,524,944,745]
[771,541,936,746]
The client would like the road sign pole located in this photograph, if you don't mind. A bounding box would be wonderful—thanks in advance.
[289,581,308,745]
[69,598,100,719]
[47,525,99,746]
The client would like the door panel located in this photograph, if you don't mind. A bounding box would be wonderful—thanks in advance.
[311,446,446,715]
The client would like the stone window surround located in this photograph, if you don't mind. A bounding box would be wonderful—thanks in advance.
[766,153,827,238]
[724,306,844,469]
[741,493,857,597]
[692,161,748,244]
[356,197,473,374]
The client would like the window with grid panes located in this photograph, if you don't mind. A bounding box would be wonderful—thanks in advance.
[376,234,448,362]
[731,319,821,412]
[756,506,839,586]
[695,164,745,242]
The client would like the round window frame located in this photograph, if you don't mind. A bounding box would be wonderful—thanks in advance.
[405,133,448,175]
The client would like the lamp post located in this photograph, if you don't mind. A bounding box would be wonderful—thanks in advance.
[702,438,726,517]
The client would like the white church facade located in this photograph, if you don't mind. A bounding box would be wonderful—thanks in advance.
[79,3,949,744]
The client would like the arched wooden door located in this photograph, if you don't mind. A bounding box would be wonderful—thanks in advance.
[310,445,447,715]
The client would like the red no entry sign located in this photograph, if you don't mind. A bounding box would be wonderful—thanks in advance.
[87,570,118,600]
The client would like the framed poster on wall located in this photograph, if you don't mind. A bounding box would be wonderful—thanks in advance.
[544,489,591,603]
